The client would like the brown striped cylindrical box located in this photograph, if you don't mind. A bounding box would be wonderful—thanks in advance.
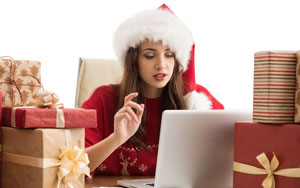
[253,51,297,124]
[294,51,300,122]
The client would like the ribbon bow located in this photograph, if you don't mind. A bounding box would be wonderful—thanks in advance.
[234,152,300,188]
[33,90,64,109]
[56,130,90,188]
[57,145,91,188]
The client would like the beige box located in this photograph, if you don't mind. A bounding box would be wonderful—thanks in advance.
[2,127,86,188]
[0,58,42,107]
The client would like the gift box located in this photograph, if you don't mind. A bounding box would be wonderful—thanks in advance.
[0,92,2,188]
[253,51,297,124]
[294,51,300,122]
[0,57,42,107]
[233,121,300,188]
[2,127,90,188]
[2,107,97,128]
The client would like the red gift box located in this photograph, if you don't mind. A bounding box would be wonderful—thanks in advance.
[0,92,2,188]
[233,121,300,188]
[1,107,97,128]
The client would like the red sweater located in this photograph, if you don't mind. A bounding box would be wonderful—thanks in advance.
[82,85,224,175]
[82,85,161,175]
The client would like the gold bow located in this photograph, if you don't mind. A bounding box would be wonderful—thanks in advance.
[234,152,300,188]
[33,90,64,109]
[57,145,91,188]
[2,130,91,188]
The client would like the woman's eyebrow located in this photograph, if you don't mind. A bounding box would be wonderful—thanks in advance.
[143,48,156,52]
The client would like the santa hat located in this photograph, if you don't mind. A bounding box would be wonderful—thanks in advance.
[113,4,193,71]
[113,4,216,110]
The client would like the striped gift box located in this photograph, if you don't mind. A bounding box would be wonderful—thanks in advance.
[253,51,297,124]
[295,52,300,122]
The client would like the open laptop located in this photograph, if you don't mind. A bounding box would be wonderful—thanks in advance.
[117,110,252,188]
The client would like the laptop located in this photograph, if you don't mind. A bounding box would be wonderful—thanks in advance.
[117,110,252,188]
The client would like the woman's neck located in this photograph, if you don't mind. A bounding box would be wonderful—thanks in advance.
[142,85,163,98]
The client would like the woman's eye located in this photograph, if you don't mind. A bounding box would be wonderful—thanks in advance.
[144,54,155,59]
[166,53,174,58]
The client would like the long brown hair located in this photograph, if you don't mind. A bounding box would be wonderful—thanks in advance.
[115,46,187,150]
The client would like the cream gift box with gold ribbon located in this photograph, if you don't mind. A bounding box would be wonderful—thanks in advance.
[2,127,90,188]
[0,57,42,107]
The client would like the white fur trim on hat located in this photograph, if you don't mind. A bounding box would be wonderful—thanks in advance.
[113,8,193,71]
[184,91,212,110]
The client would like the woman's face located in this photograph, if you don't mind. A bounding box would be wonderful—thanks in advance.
[138,40,175,97]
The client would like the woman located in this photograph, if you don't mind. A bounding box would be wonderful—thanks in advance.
[83,4,224,176]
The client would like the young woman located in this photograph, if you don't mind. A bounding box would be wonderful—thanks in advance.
[82,4,224,176]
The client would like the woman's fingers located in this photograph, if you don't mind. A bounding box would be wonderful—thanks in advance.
[119,106,139,122]
[125,101,144,112]
[124,92,138,104]
[115,112,131,122]
[136,104,144,121]
[116,92,145,126]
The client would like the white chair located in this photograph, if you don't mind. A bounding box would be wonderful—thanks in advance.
[75,58,123,108]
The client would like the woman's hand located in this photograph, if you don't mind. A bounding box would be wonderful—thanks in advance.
[113,92,144,144]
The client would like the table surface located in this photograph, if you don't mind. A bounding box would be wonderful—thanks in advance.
[85,175,154,188]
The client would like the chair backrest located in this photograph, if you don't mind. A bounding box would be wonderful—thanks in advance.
[75,58,123,108]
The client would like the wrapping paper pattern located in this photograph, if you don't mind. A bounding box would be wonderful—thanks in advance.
[0,58,42,107]
[294,52,300,122]
[233,121,300,188]
[1,107,97,128]
[2,127,85,188]
[253,51,297,124]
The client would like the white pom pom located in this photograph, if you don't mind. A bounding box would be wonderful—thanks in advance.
[184,91,212,110]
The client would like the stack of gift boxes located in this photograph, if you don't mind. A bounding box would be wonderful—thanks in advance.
[0,57,97,188]
[233,51,300,187]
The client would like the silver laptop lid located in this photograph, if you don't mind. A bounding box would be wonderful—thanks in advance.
[154,110,252,188]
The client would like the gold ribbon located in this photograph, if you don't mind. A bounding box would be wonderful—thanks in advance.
[33,90,64,109]
[11,106,34,128]
[234,152,300,188]
[56,109,65,128]
[2,129,91,188]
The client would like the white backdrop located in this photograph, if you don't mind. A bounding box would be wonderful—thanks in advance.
[1,0,300,109]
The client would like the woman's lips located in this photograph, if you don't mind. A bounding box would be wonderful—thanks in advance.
[153,73,167,81]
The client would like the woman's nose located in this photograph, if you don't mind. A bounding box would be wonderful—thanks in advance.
[155,55,167,69]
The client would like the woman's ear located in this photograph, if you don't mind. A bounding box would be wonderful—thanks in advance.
[177,61,184,73]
